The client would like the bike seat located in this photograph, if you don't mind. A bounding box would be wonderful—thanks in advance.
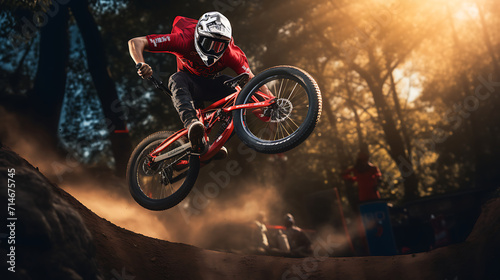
[223,73,250,89]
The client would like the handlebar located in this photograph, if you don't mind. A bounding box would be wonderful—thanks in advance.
[136,63,172,97]
[135,63,249,96]
[223,72,250,89]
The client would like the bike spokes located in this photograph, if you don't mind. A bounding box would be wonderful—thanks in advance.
[242,76,310,142]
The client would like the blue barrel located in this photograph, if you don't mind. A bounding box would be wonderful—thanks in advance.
[359,201,398,256]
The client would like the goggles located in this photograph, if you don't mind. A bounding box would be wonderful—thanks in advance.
[198,36,230,56]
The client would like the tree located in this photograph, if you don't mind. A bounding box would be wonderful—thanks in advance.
[69,0,132,175]
[28,0,70,146]
[5,0,133,175]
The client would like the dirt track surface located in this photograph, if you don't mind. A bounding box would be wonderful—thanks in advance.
[1,144,499,280]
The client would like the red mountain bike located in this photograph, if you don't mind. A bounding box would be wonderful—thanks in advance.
[127,66,322,210]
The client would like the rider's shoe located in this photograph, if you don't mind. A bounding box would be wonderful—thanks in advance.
[213,146,228,160]
[188,120,206,155]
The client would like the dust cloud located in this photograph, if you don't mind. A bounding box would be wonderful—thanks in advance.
[60,177,286,251]
[174,184,285,248]
[62,182,174,240]
[0,108,87,181]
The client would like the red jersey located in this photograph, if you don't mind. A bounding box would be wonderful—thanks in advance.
[146,16,251,78]
[342,163,382,202]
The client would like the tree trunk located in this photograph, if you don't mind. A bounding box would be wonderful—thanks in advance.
[344,77,366,152]
[475,0,500,75]
[69,0,132,176]
[320,88,358,211]
[447,6,497,188]
[389,72,412,160]
[370,83,418,200]
[351,58,419,201]
[29,2,70,147]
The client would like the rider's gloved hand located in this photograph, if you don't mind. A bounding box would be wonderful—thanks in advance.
[136,62,153,79]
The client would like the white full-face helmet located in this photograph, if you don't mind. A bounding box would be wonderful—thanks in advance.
[195,11,232,67]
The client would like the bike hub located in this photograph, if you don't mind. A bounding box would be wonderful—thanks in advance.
[267,98,293,123]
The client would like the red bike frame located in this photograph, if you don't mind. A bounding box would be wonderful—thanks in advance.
[148,86,275,163]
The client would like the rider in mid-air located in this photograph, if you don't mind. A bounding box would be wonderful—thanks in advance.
[128,11,258,155]
[126,13,321,211]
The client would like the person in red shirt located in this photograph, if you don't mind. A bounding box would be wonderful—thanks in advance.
[342,151,382,202]
[341,151,382,255]
[128,12,257,153]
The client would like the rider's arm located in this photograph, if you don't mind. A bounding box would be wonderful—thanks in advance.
[228,47,274,97]
[129,34,182,79]
[128,36,153,78]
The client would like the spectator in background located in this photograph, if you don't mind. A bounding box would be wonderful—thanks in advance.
[283,213,312,257]
[250,212,270,254]
[342,150,383,255]
[342,151,382,202]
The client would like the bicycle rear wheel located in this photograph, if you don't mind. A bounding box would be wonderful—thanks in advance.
[126,131,200,211]
[233,66,322,154]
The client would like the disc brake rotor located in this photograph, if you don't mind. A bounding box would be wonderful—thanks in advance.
[265,98,293,123]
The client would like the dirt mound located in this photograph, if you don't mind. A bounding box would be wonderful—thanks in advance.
[1,143,499,280]
[0,144,101,280]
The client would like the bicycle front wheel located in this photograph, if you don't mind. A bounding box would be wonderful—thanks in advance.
[233,66,322,154]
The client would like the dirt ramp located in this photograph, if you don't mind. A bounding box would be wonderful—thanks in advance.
[0,145,101,280]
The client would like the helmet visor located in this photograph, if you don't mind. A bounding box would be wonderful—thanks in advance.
[198,36,229,56]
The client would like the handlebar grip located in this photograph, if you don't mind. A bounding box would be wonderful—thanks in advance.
[135,63,172,96]
[136,62,152,81]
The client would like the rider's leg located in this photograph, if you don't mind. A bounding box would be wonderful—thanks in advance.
[168,71,198,128]
[198,75,236,101]
[168,73,235,155]
[168,72,206,153]
[192,75,234,159]
[169,73,234,121]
